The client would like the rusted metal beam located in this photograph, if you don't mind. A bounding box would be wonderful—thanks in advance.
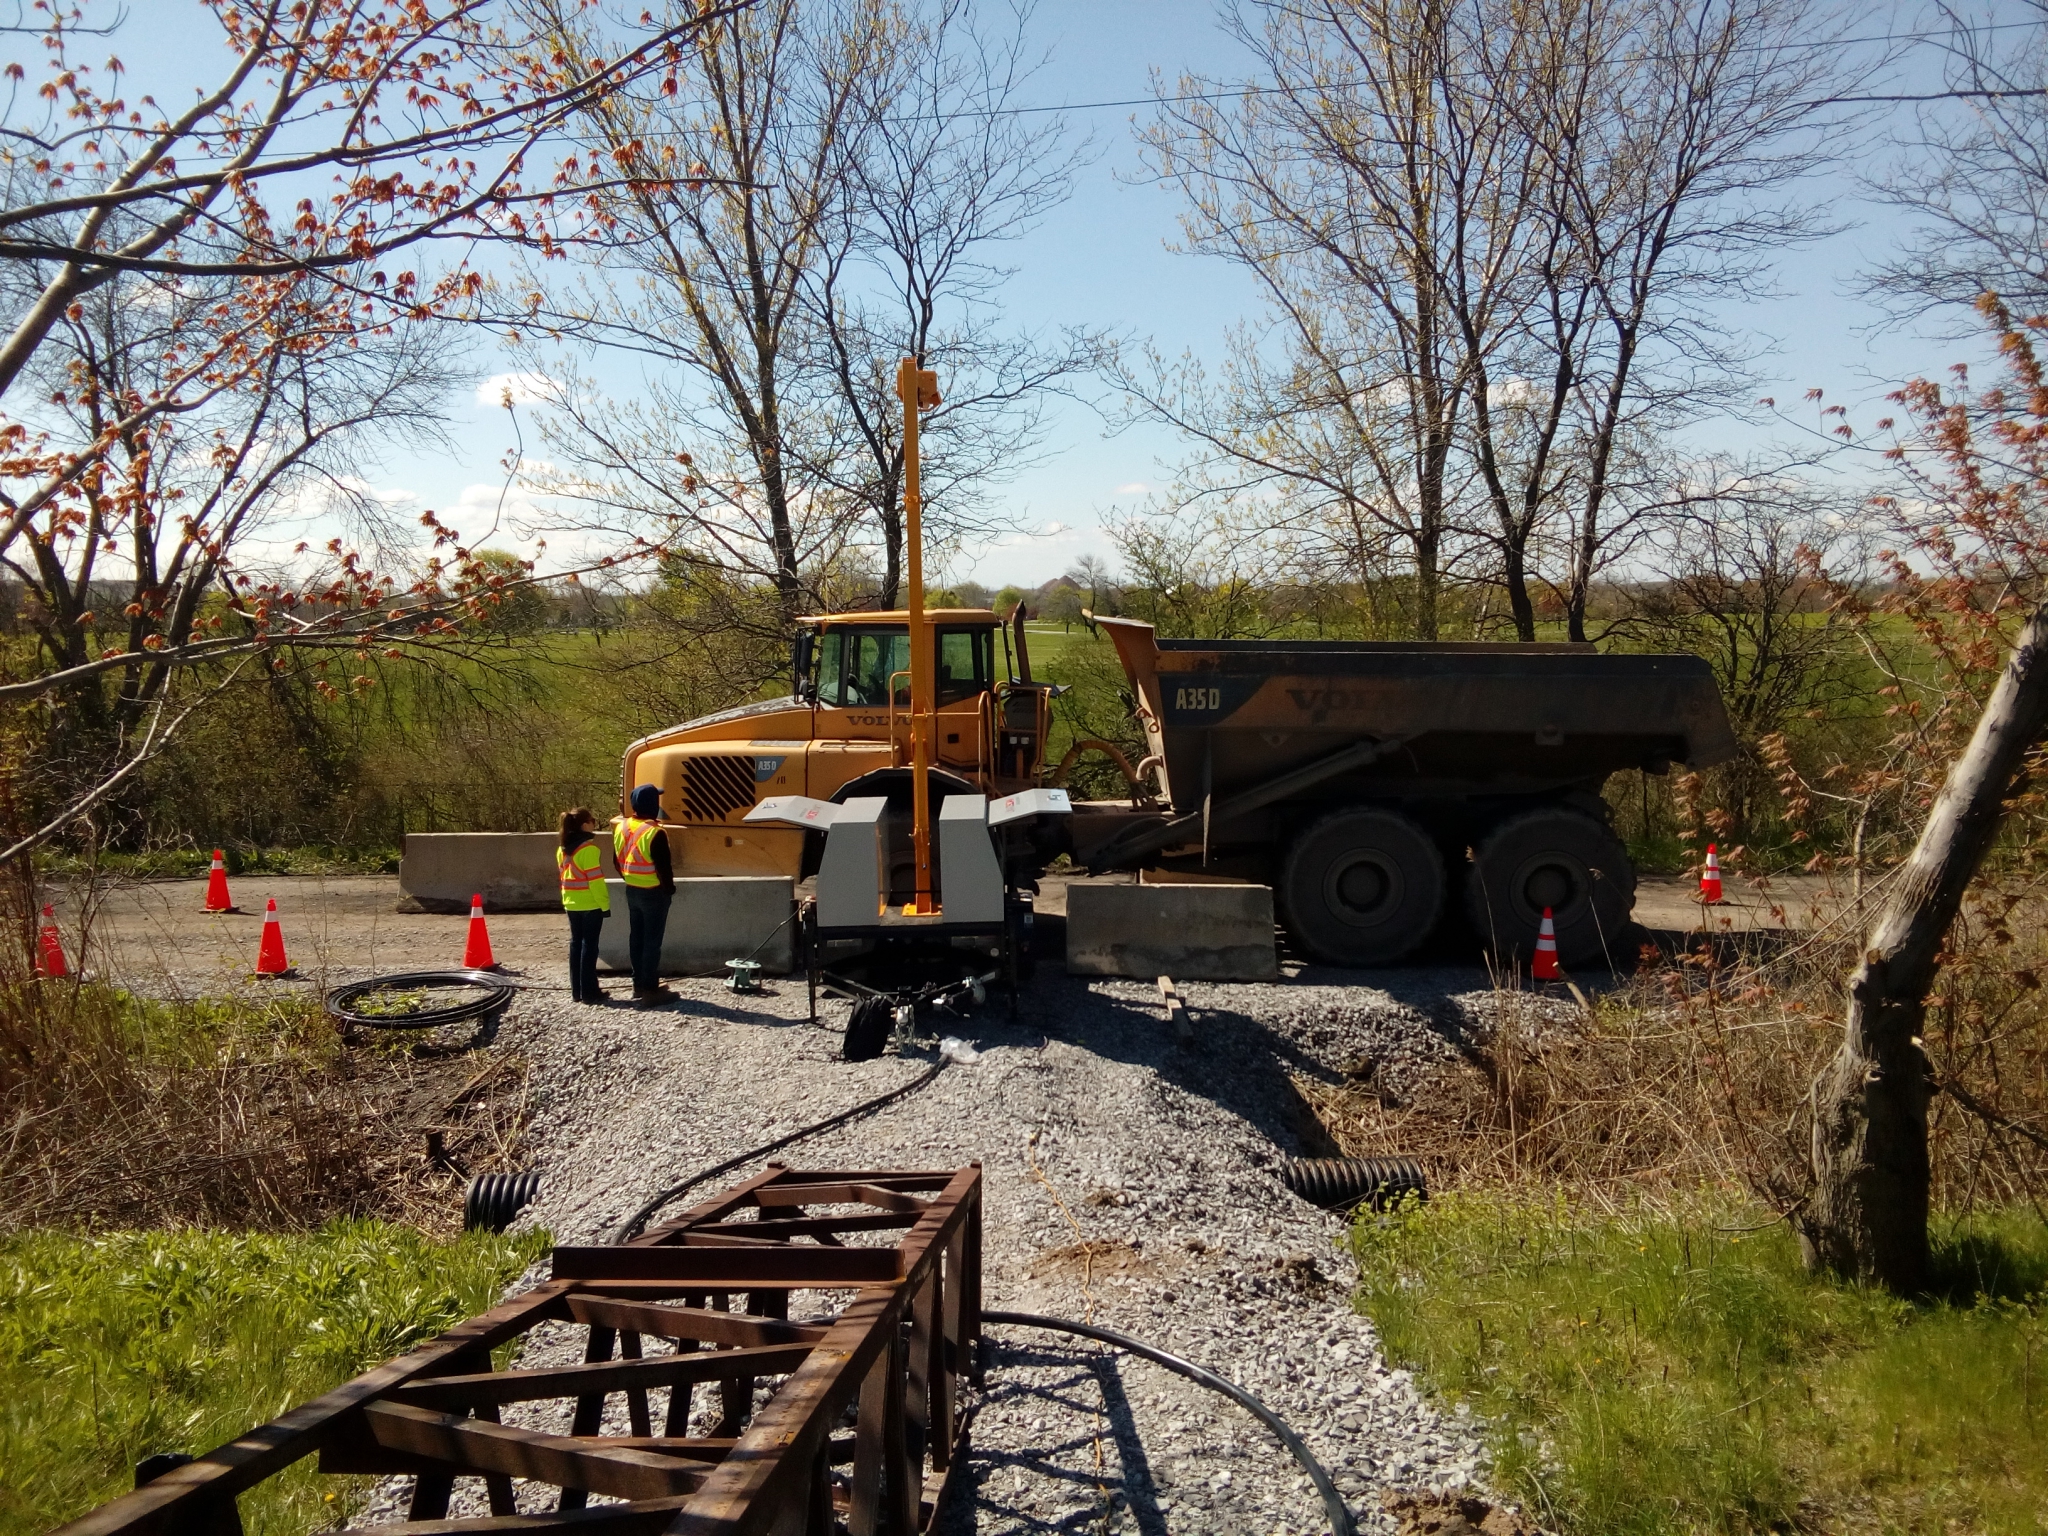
[53,1168,983,1536]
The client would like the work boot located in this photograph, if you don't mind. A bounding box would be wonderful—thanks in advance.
[582,990,612,1006]
[633,985,677,1007]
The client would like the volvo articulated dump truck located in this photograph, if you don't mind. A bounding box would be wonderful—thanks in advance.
[620,606,1736,968]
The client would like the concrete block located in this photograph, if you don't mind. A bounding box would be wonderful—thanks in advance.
[937,796,1003,924]
[399,832,615,913]
[1066,881,1277,980]
[817,797,887,928]
[596,877,795,975]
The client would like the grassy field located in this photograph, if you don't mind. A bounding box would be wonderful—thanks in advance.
[0,1222,549,1536]
[1353,1195,2048,1535]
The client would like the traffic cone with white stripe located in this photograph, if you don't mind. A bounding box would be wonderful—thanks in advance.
[462,892,497,970]
[1532,906,1560,980]
[254,898,291,976]
[203,848,238,912]
[35,905,68,978]
[1700,843,1723,904]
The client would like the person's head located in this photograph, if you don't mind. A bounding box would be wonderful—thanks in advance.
[630,782,662,819]
[559,805,596,851]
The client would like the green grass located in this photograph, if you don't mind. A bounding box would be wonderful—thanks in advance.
[0,1222,550,1536]
[1353,1195,2048,1534]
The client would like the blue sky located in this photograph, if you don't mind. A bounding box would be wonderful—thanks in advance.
[42,0,2023,588]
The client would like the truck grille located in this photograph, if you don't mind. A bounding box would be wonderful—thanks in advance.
[679,755,760,823]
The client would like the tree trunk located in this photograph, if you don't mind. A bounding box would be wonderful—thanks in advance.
[1805,596,2048,1290]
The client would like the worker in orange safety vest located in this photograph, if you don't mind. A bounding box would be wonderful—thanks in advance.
[614,782,677,1006]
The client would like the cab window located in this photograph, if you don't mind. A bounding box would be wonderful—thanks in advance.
[835,627,911,707]
[811,628,843,704]
[936,627,991,703]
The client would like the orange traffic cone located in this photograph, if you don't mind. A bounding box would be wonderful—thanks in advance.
[36,905,68,978]
[1700,843,1723,904]
[254,898,291,976]
[203,848,238,912]
[1532,906,1560,980]
[462,893,497,970]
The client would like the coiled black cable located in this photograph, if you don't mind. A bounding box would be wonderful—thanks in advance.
[608,1058,951,1243]
[325,969,517,1030]
[981,1311,1359,1536]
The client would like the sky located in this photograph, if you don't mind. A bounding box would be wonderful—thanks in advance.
[29,0,2028,590]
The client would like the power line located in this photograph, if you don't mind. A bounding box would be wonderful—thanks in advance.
[876,14,2044,125]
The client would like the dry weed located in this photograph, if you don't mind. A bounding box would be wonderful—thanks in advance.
[1304,886,2048,1216]
[0,884,532,1231]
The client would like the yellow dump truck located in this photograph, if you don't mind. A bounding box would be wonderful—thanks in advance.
[621,607,1736,966]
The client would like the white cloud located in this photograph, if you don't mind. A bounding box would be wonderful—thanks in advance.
[1114,481,1150,496]
[476,371,561,410]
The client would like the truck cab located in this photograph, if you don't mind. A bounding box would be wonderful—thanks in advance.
[619,608,1052,879]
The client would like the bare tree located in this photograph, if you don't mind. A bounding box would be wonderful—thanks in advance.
[804,0,1097,606]
[1124,0,1846,641]
[1870,0,2048,324]
[510,0,887,642]
[1126,0,1507,640]
[1546,0,1845,641]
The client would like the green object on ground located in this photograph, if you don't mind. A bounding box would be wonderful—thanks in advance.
[0,1221,549,1536]
[1353,1194,2048,1535]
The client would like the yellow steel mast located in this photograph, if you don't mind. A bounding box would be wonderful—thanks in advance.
[897,357,942,915]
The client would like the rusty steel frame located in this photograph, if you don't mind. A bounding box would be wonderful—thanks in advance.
[53,1165,984,1536]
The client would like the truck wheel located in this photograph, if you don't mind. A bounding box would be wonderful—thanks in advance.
[1465,809,1635,969]
[1280,808,1445,966]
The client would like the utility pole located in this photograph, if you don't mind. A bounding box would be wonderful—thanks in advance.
[897,356,942,914]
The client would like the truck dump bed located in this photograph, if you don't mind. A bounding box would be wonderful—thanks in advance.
[1095,617,1738,813]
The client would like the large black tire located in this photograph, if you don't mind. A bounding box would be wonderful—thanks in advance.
[1280,807,1445,966]
[1465,807,1635,970]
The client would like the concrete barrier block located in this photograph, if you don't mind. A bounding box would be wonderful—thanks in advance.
[400,832,614,913]
[1066,881,1277,980]
[596,877,795,975]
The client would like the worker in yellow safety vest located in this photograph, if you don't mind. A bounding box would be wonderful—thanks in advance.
[557,806,611,1005]
[614,782,677,1006]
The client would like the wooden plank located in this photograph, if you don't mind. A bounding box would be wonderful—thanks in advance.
[568,1437,736,1460]
[685,1212,919,1241]
[905,1270,934,1474]
[559,1325,619,1514]
[748,1184,927,1214]
[666,1287,906,1536]
[335,1497,696,1536]
[633,1166,792,1244]
[565,1297,827,1349]
[567,1280,865,1299]
[619,1331,653,1439]
[389,1345,817,1411]
[551,1246,898,1285]
[673,1231,788,1249]
[49,1281,577,1536]
[846,1335,891,1536]
[364,1404,708,1501]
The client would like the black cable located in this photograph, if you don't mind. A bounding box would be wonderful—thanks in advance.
[324,969,517,1030]
[609,1058,951,1243]
[981,1310,1360,1536]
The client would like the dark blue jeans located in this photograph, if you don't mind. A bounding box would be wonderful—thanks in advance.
[566,909,605,1002]
[625,885,672,995]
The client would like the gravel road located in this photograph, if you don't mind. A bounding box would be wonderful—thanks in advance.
[84,877,1559,1532]
[348,959,1510,1536]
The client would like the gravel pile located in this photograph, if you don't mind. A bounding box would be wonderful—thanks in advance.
[341,957,1510,1534]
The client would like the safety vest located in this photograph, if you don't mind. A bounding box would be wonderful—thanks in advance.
[557,840,609,912]
[614,815,663,888]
